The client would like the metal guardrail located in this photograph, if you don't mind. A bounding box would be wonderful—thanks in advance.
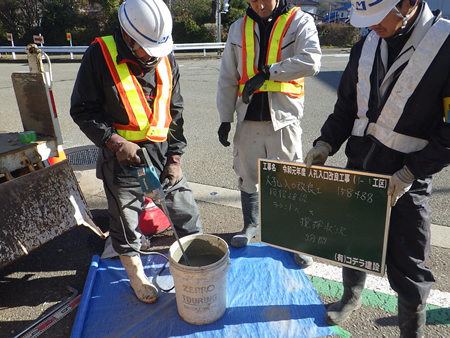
[0,42,226,58]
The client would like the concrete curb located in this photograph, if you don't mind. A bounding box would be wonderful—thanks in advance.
[72,167,450,250]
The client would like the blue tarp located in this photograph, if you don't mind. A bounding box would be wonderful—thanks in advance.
[71,243,334,338]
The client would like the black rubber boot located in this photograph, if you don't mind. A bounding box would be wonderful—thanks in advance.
[230,224,259,248]
[231,191,259,248]
[398,297,426,338]
[325,267,367,325]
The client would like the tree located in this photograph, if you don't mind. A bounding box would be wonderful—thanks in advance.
[171,0,215,43]
[41,0,78,45]
[0,0,247,47]
[0,0,42,44]
[67,0,121,45]
[0,21,8,45]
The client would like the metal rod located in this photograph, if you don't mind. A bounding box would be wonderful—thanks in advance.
[158,200,191,266]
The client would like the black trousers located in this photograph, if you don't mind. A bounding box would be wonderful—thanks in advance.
[386,177,435,305]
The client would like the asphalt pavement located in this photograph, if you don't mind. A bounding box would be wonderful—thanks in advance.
[0,151,448,337]
[0,50,449,337]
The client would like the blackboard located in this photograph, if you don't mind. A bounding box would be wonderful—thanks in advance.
[258,159,391,276]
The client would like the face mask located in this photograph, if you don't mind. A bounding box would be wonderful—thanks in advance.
[138,55,161,69]
[123,30,161,69]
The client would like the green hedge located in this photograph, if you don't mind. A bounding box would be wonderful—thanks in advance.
[317,23,361,47]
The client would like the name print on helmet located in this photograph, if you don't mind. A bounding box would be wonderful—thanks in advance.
[355,0,383,11]
[159,35,170,44]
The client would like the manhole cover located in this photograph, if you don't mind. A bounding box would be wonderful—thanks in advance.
[67,148,99,165]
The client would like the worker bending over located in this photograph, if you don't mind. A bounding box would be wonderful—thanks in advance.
[70,0,202,304]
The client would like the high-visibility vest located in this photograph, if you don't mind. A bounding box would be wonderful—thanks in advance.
[95,35,172,143]
[239,7,305,98]
[352,19,450,153]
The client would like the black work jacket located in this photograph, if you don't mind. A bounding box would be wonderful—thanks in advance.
[70,27,186,174]
[316,10,450,180]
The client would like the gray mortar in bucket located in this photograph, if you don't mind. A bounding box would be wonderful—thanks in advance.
[172,237,226,266]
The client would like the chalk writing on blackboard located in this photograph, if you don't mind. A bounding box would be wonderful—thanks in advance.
[259,158,391,276]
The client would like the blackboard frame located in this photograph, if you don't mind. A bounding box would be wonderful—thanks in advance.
[258,158,392,277]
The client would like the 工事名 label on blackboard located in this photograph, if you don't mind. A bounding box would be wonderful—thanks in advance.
[259,159,391,276]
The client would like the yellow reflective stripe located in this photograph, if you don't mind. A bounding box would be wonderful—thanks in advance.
[239,79,304,96]
[444,97,450,123]
[99,35,172,142]
[148,127,169,137]
[154,58,171,131]
[116,128,144,141]
[102,37,150,133]
[117,71,149,130]
[117,129,139,140]
[261,78,304,94]
[266,8,295,65]
[244,17,256,79]
[239,8,304,97]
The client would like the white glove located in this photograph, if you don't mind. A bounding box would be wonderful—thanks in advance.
[388,166,415,207]
[305,141,332,168]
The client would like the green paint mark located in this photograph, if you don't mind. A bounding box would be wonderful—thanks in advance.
[328,325,352,337]
[307,276,352,337]
[309,275,450,328]
[426,304,450,326]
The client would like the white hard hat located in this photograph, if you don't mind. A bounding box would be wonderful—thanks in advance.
[118,0,173,57]
[350,0,399,28]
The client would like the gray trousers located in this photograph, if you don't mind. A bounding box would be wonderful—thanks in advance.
[97,148,202,256]
[233,120,303,194]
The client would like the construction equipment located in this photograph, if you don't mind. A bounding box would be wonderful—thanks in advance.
[125,148,190,265]
[0,45,106,269]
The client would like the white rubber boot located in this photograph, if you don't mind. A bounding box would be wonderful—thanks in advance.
[120,255,159,304]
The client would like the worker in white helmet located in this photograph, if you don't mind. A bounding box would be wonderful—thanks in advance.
[70,0,202,304]
[216,0,321,269]
[305,0,450,336]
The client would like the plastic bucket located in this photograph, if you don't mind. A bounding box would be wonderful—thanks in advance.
[169,234,230,325]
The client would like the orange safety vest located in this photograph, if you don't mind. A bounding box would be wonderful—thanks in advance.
[95,35,173,143]
[239,7,305,98]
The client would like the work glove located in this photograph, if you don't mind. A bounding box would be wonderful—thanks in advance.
[304,141,332,168]
[161,154,183,187]
[218,122,231,147]
[106,133,141,166]
[388,166,415,207]
[116,142,141,166]
[242,65,271,104]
